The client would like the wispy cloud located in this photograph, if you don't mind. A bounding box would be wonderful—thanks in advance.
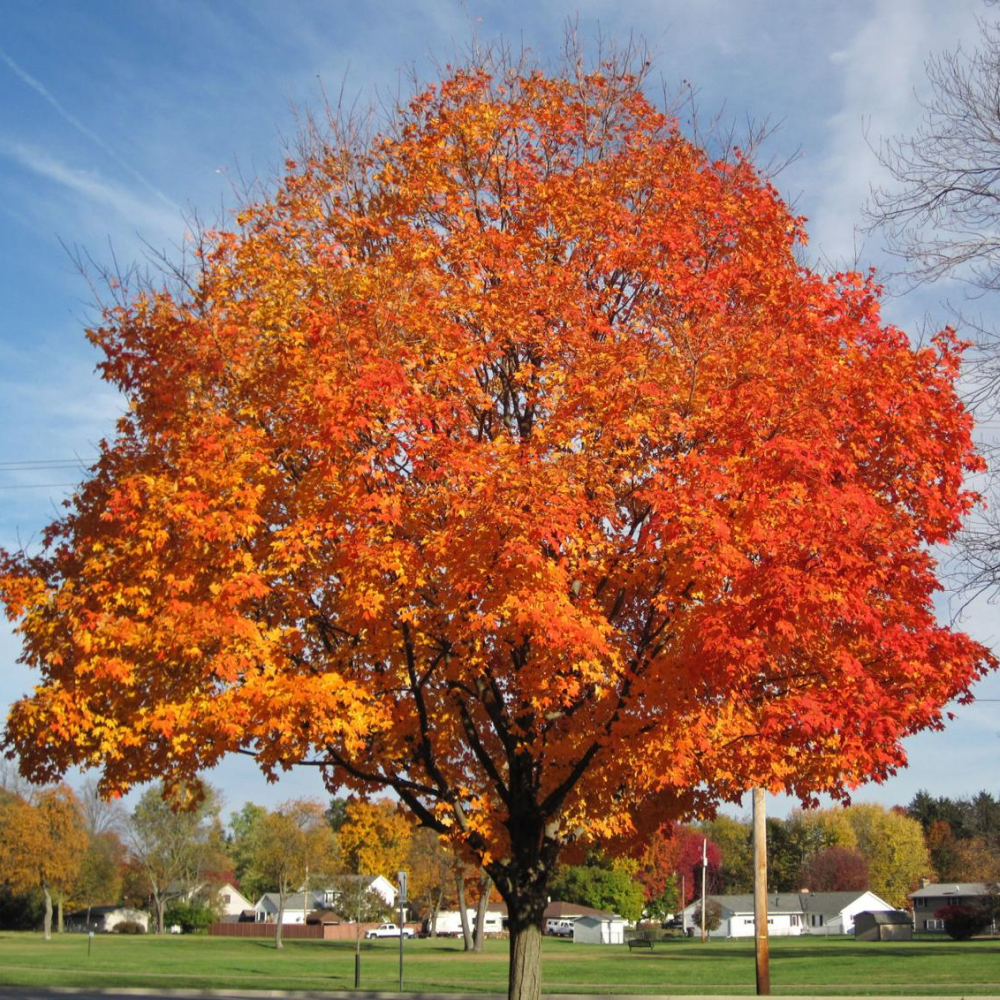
[805,0,982,273]
[1,140,182,243]
[0,46,177,210]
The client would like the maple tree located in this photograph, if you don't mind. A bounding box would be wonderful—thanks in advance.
[0,52,995,1000]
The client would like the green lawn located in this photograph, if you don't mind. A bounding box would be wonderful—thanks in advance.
[0,932,997,995]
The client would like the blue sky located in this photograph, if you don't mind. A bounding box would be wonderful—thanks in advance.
[1,0,997,821]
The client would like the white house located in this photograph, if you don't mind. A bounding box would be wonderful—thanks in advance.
[255,876,399,924]
[65,905,150,933]
[255,890,326,924]
[321,875,397,909]
[572,912,627,945]
[681,890,897,938]
[214,881,254,921]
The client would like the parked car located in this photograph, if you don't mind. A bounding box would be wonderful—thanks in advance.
[365,922,415,939]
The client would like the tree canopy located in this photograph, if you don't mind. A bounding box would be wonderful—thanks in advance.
[0,53,993,1000]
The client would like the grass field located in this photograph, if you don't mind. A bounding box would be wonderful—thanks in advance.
[0,932,997,995]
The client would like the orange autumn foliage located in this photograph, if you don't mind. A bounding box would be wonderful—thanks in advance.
[0,58,994,987]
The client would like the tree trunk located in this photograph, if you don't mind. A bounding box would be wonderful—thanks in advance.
[57,893,64,934]
[275,886,285,950]
[42,882,53,941]
[473,872,492,952]
[507,910,545,1000]
[492,860,550,1000]
[429,885,443,938]
[456,874,473,951]
[156,896,165,935]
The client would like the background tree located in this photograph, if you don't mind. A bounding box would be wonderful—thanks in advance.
[690,898,723,934]
[796,845,869,893]
[407,827,455,937]
[0,786,84,939]
[549,855,645,922]
[700,816,754,895]
[1,50,993,1000]
[78,777,126,838]
[226,802,268,903]
[674,832,723,904]
[246,799,334,948]
[844,803,931,908]
[328,874,391,931]
[126,783,224,934]
[634,829,681,918]
[73,830,126,921]
[337,799,411,880]
[325,797,349,833]
[865,10,1000,596]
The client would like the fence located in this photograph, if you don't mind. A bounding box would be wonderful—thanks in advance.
[210,921,381,941]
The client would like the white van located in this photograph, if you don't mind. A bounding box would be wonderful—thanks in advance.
[546,918,574,937]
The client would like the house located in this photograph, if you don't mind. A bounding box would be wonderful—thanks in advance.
[64,906,150,933]
[680,890,897,938]
[573,912,627,945]
[321,875,397,909]
[909,882,991,931]
[854,910,913,941]
[254,890,327,924]
[214,881,254,922]
[255,876,398,925]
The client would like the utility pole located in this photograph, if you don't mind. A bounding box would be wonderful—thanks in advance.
[753,788,771,995]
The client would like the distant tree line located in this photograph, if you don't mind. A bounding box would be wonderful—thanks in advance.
[1,776,996,938]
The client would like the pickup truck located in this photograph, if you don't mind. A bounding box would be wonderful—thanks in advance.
[365,922,415,939]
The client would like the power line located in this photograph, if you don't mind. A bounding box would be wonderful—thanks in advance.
[0,483,79,490]
[0,460,94,471]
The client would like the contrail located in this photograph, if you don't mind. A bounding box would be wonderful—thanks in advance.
[0,47,178,210]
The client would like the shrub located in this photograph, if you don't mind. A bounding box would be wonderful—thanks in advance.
[935,904,990,940]
[163,902,214,934]
[113,920,146,934]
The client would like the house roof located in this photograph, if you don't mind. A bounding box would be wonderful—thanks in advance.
[306,908,347,924]
[857,909,912,925]
[909,883,989,899]
[256,890,325,911]
[686,890,890,918]
[66,905,141,918]
[575,913,623,926]
[544,900,612,919]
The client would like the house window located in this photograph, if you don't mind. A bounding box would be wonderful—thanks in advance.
[926,918,944,931]
[790,915,800,927]
[222,894,231,904]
